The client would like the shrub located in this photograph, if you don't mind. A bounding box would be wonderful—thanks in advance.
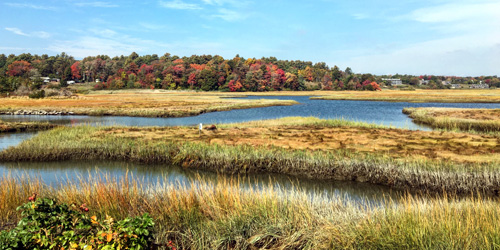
[28,89,45,99]
[0,196,155,250]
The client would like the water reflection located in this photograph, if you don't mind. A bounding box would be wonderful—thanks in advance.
[0,160,400,206]
[0,132,36,151]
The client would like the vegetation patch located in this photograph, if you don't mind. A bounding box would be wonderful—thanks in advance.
[1,117,499,194]
[404,107,500,133]
[311,89,500,103]
[0,120,58,133]
[0,91,297,118]
[0,195,155,250]
[2,174,500,249]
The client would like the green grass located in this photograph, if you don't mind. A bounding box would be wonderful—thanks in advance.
[1,121,499,195]
[2,174,500,249]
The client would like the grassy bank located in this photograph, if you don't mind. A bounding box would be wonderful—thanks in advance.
[1,117,499,194]
[404,107,500,133]
[2,174,500,249]
[0,120,58,133]
[311,89,500,103]
[0,90,297,118]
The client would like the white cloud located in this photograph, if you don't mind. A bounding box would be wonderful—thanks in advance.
[74,2,119,8]
[4,2,57,10]
[201,0,248,6]
[47,29,171,58]
[159,0,201,10]
[339,1,500,76]
[341,32,500,76]
[5,28,29,36]
[5,27,51,39]
[409,2,499,23]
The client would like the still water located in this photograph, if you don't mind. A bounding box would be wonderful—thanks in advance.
[1,97,499,203]
[2,96,500,129]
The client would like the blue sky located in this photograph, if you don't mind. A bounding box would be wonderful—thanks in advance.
[1,0,499,76]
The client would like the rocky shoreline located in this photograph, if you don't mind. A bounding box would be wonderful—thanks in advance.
[0,110,75,116]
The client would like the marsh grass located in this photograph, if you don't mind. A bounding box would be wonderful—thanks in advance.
[0,91,298,118]
[0,120,58,133]
[311,89,500,103]
[2,174,500,249]
[1,119,499,195]
[404,107,500,133]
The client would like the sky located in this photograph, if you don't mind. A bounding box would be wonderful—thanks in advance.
[0,0,499,76]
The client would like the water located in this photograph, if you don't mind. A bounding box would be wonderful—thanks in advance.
[1,97,499,204]
[0,160,399,205]
[2,96,500,129]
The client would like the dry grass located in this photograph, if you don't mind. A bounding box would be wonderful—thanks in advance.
[99,117,499,164]
[2,174,500,249]
[1,117,499,194]
[0,120,58,133]
[0,90,297,117]
[404,107,500,133]
[311,89,500,103]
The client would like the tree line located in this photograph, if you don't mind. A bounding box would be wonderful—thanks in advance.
[1,52,498,93]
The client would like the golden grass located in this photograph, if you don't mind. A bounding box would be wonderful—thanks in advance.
[98,117,499,164]
[404,107,500,133]
[0,90,297,117]
[311,89,500,103]
[2,174,500,249]
[2,117,499,194]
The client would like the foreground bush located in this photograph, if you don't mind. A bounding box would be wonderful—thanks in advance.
[0,195,155,250]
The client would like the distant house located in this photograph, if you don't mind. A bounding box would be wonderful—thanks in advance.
[420,80,430,85]
[442,81,451,85]
[41,77,50,83]
[382,78,402,85]
[450,84,462,89]
[470,84,489,89]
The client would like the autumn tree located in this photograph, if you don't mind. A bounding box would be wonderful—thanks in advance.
[71,62,82,80]
[7,60,32,77]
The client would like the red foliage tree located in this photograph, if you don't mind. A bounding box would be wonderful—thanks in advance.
[7,60,31,77]
[71,62,81,80]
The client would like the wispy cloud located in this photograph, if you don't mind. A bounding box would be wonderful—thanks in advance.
[47,28,170,58]
[409,2,499,23]
[4,2,57,11]
[159,0,201,10]
[341,1,500,76]
[74,2,119,8]
[5,27,51,39]
[201,0,249,7]
[5,28,29,36]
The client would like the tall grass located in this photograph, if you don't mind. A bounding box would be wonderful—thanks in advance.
[1,124,499,195]
[403,108,500,133]
[2,174,500,249]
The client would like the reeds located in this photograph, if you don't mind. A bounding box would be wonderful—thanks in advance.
[2,174,500,249]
